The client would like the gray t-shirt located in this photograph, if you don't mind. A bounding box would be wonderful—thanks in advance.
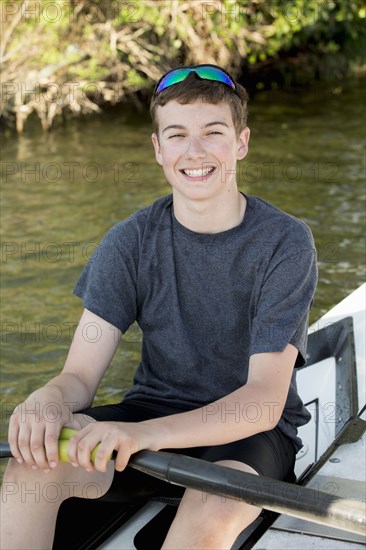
[74,194,317,451]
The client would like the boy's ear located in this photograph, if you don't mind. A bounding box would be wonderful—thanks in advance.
[236,127,250,161]
[151,133,163,166]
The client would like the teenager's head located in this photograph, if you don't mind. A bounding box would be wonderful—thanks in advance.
[150,65,249,139]
[150,66,251,206]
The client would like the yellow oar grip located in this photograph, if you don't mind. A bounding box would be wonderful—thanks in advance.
[59,427,77,440]
[58,427,112,463]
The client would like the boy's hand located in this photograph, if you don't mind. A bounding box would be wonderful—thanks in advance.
[8,387,80,471]
[66,421,155,473]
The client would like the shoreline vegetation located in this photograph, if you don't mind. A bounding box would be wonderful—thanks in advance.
[1,0,365,133]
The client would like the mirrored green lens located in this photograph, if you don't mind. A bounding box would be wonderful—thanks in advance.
[156,66,235,95]
[195,67,235,89]
[156,68,191,94]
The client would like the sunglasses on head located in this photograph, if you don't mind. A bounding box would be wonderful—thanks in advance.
[154,64,236,95]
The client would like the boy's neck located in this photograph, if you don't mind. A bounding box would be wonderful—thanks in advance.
[172,191,246,234]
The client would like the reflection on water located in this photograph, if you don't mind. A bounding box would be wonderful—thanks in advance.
[1,80,365,445]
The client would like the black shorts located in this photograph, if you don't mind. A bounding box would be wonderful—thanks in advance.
[80,399,296,502]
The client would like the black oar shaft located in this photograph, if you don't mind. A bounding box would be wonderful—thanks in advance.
[129,450,366,537]
[1,444,364,536]
[0,443,11,458]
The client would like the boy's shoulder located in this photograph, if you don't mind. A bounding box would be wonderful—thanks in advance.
[247,195,314,243]
[105,194,172,242]
[126,194,171,223]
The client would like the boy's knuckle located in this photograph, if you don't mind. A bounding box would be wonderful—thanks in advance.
[96,448,108,458]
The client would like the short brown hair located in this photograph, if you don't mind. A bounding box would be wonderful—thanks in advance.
[150,72,249,138]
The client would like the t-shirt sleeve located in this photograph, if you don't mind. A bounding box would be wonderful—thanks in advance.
[249,245,317,367]
[73,223,138,333]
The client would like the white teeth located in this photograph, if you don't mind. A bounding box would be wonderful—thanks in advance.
[183,167,214,177]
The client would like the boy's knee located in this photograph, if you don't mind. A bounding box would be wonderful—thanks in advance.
[3,457,45,481]
[164,488,261,549]
[181,486,258,524]
[2,456,113,503]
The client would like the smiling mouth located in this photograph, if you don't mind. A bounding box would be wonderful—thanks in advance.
[180,166,216,178]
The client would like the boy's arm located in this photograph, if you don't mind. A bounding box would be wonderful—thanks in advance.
[146,343,298,448]
[55,308,121,405]
[67,344,298,473]
[8,309,121,470]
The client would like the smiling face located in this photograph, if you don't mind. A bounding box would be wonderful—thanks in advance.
[151,100,250,205]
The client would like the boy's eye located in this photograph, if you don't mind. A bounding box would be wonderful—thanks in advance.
[167,131,223,139]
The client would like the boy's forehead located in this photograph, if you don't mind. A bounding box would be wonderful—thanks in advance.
[156,100,233,127]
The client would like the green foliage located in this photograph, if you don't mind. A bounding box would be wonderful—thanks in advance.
[1,0,365,131]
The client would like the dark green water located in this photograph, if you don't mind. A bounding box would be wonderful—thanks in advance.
[1,80,365,446]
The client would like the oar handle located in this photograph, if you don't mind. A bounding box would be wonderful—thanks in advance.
[0,428,111,462]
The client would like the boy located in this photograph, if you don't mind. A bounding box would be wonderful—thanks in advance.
[1,65,317,549]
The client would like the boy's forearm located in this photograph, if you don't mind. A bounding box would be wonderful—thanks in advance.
[141,385,282,451]
[44,372,94,413]
[142,347,296,451]
[39,307,121,415]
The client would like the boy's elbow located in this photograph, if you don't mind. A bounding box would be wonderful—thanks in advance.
[259,399,285,431]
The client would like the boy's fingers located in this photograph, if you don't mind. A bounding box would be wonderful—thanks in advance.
[65,429,90,465]
[92,440,114,472]
[44,429,61,468]
[8,425,22,463]
[30,426,48,469]
[65,433,78,465]
[65,424,117,471]
[76,439,96,471]
[17,429,36,466]
[67,430,96,471]
[114,447,130,472]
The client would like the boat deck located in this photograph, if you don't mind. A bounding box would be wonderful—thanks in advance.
[251,427,365,549]
[250,284,366,549]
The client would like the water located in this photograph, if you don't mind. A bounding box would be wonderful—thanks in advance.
[1,80,365,450]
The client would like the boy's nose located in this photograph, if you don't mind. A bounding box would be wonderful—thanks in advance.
[185,137,206,159]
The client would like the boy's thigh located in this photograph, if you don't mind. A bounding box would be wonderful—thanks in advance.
[198,428,296,482]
